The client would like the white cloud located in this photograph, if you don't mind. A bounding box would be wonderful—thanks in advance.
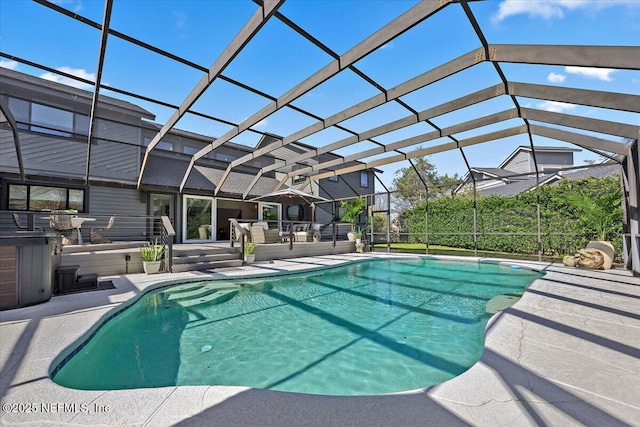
[253,118,268,128]
[380,42,394,50]
[492,0,634,22]
[40,66,97,90]
[565,66,616,82]
[51,0,83,13]
[0,60,19,70]
[174,11,188,30]
[537,100,577,113]
[547,72,566,83]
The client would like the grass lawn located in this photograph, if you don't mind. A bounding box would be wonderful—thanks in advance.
[373,243,564,263]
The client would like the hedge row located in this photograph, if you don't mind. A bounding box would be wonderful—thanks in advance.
[396,177,623,256]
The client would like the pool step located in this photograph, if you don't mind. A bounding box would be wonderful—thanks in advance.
[171,246,242,272]
[486,294,522,315]
[174,288,239,308]
[167,285,219,301]
[171,258,243,273]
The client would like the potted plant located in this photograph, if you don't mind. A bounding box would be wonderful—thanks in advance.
[244,242,256,264]
[355,224,368,245]
[569,192,622,269]
[340,197,367,241]
[140,239,165,274]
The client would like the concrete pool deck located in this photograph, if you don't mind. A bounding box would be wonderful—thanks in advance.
[1,253,638,426]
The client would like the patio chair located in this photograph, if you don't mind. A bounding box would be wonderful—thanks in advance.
[90,216,115,244]
[251,223,281,244]
[12,213,44,231]
[291,223,322,242]
[50,213,77,245]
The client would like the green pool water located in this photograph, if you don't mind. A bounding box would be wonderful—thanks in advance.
[52,258,543,395]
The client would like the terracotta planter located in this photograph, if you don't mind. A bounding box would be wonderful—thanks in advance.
[143,260,162,274]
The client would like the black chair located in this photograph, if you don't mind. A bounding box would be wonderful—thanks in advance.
[12,213,43,231]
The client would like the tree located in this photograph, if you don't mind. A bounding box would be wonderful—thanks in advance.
[391,157,438,209]
[391,156,462,208]
[437,173,462,196]
[568,191,623,241]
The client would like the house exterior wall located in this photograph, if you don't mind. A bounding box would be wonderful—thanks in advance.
[502,150,532,174]
[0,69,373,244]
[536,152,574,170]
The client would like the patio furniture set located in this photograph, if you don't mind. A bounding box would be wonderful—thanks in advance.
[14,212,115,245]
[234,221,321,245]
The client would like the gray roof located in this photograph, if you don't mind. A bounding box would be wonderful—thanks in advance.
[479,164,621,196]
[514,145,581,153]
[479,175,559,197]
[472,168,516,178]
[0,67,155,119]
[140,153,279,197]
[555,163,621,182]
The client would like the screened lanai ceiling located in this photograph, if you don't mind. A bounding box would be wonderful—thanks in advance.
[1,0,639,195]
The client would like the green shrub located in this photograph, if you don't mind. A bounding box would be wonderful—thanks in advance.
[396,177,623,257]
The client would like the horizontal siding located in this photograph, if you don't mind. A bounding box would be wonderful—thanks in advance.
[319,170,373,200]
[89,139,140,182]
[88,187,148,242]
[536,152,574,167]
[1,129,141,183]
[1,130,85,177]
[503,151,531,174]
[89,186,147,215]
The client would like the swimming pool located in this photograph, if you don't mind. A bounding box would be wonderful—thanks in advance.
[52,258,543,395]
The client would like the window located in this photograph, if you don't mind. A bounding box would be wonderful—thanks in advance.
[8,97,90,138]
[31,103,73,136]
[144,137,173,151]
[360,171,369,188]
[292,175,307,184]
[328,175,338,182]
[8,183,85,212]
[8,185,27,210]
[291,164,308,184]
[8,97,29,123]
[214,152,237,162]
[74,113,90,136]
[30,186,67,211]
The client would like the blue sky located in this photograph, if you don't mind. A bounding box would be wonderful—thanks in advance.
[1,0,639,188]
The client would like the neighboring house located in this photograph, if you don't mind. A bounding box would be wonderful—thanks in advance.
[454,145,619,196]
[0,68,374,242]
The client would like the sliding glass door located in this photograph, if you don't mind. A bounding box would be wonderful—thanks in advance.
[260,202,281,227]
[183,196,213,242]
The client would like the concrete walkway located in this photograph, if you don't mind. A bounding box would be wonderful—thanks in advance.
[1,254,638,426]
